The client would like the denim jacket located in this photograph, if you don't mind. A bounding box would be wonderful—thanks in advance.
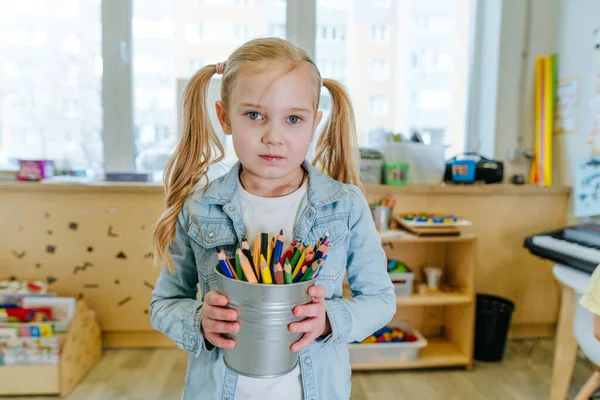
[150,160,396,400]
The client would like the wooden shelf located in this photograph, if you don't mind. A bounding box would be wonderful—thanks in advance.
[380,231,476,243]
[350,338,469,371]
[396,292,472,306]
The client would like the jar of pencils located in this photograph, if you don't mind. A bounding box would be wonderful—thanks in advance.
[215,263,314,377]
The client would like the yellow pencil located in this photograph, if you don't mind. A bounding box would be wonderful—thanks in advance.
[260,255,272,284]
[292,244,312,279]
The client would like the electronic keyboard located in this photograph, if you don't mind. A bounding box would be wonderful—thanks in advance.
[524,224,600,274]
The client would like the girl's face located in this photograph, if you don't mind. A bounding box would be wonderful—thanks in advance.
[216,63,322,184]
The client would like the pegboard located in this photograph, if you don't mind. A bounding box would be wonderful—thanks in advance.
[0,184,165,333]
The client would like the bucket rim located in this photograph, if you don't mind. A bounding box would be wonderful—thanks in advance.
[215,264,315,288]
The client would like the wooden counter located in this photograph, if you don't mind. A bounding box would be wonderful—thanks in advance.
[0,181,570,344]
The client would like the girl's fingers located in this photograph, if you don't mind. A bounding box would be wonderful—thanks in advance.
[291,333,317,352]
[206,332,236,349]
[293,303,323,318]
[206,319,240,334]
[205,290,229,307]
[204,306,237,322]
[289,318,320,334]
[308,285,326,299]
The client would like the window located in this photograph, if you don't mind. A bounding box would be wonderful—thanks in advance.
[370,60,389,81]
[369,96,389,117]
[413,14,454,35]
[317,0,473,156]
[373,0,391,8]
[412,51,454,73]
[132,0,287,177]
[0,0,103,171]
[269,23,286,39]
[2,0,473,178]
[370,24,389,43]
[414,90,451,110]
[186,23,203,43]
[234,24,252,42]
[317,25,345,42]
[188,59,205,77]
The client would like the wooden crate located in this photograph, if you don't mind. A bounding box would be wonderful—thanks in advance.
[0,300,102,397]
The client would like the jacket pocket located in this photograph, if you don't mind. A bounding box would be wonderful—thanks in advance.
[188,217,237,290]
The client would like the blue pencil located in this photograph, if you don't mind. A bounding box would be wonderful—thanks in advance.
[271,229,284,275]
[216,247,235,279]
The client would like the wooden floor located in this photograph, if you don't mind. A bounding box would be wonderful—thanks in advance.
[2,339,596,400]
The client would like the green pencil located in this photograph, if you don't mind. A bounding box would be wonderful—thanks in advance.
[235,246,245,282]
[283,258,293,284]
[300,260,321,282]
[290,248,302,266]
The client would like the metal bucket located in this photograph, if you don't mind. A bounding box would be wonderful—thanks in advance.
[371,205,393,231]
[215,263,314,378]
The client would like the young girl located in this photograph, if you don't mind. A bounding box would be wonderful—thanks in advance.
[150,38,396,400]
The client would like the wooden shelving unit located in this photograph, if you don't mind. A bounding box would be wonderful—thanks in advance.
[349,232,476,371]
[0,301,102,397]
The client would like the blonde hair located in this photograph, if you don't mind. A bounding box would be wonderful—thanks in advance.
[153,38,360,272]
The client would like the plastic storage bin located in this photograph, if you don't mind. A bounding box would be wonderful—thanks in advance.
[359,148,384,185]
[349,321,428,364]
[389,267,415,298]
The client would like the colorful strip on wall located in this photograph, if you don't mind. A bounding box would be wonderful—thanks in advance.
[530,54,557,186]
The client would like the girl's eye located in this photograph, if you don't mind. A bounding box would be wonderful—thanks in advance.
[246,112,263,121]
[288,115,302,124]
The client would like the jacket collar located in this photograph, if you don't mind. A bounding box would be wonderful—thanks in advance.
[196,160,348,207]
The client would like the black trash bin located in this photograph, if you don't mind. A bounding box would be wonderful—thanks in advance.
[474,294,515,362]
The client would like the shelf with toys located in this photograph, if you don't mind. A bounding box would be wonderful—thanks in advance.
[0,279,102,397]
[349,204,476,371]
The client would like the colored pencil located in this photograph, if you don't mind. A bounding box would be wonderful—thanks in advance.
[301,259,322,282]
[290,250,303,279]
[216,248,235,279]
[294,265,308,283]
[272,229,284,271]
[302,251,315,268]
[241,238,255,270]
[235,248,245,281]
[283,258,293,284]
[273,262,284,284]
[260,233,269,263]
[253,232,261,282]
[267,237,274,273]
[260,255,272,284]
[236,249,258,283]
[281,241,296,265]
[222,250,239,280]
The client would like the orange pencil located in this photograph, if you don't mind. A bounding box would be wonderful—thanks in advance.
[302,251,315,268]
[236,249,258,283]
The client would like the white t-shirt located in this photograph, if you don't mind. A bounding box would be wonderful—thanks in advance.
[235,178,308,400]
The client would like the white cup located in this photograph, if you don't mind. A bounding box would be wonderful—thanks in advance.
[424,267,442,291]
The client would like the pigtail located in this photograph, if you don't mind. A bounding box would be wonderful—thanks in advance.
[313,78,361,188]
[153,65,224,272]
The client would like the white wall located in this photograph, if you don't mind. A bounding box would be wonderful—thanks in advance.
[553,0,600,188]
[471,0,560,181]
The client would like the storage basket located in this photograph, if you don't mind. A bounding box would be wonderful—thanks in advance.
[349,320,428,364]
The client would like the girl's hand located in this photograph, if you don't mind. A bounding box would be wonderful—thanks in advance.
[289,285,331,352]
[201,290,239,349]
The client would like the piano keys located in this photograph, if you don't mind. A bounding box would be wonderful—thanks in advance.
[524,224,600,274]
